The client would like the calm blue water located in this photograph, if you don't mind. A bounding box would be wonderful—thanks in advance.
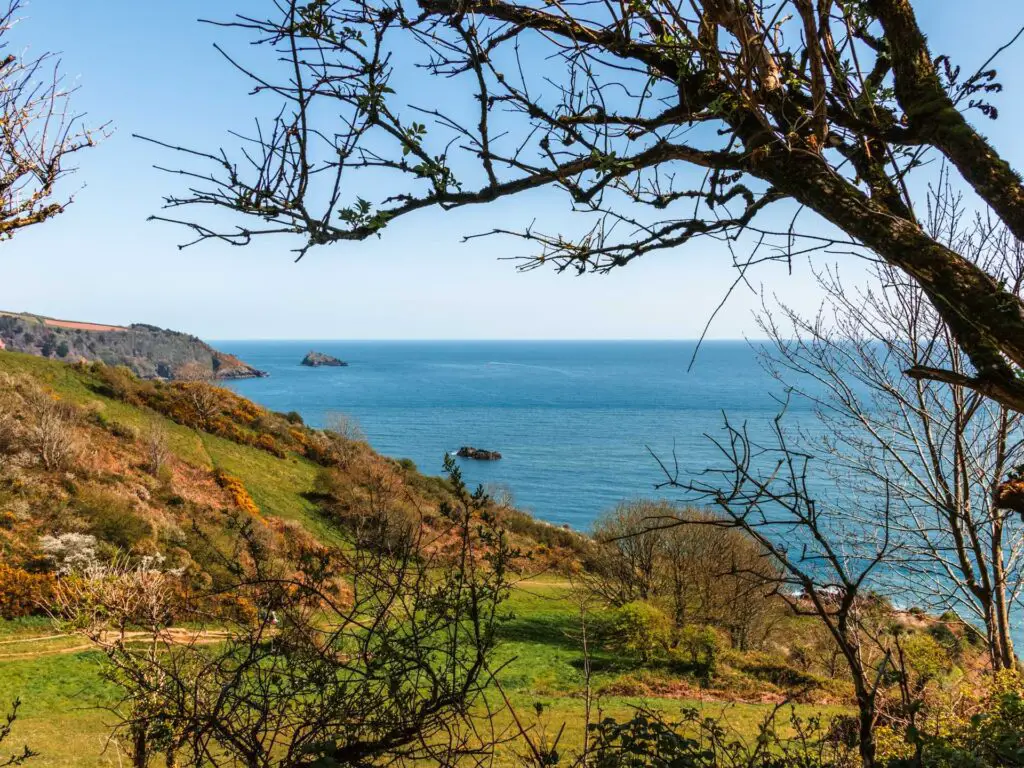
[215,340,1023,643]
[218,341,809,530]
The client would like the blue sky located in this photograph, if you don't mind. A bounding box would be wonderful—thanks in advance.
[1,1,1022,340]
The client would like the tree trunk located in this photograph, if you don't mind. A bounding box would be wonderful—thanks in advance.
[868,0,1024,242]
[854,687,877,768]
[132,723,148,768]
[992,552,1017,669]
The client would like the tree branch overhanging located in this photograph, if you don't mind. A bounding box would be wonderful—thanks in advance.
[145,0,1024,412]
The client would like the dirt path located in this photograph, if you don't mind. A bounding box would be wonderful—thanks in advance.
[513,578,574,589]
[0,629,231,661]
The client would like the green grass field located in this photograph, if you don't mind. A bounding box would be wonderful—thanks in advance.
[0,578,848,767]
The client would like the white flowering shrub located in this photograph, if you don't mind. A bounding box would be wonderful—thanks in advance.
[40,532,99,575]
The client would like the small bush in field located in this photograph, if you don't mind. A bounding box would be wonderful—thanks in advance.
[107,420,140,441]
[0,413,23,455]
[313,467,346,500]
[325,412,365,442]
[144,423,172,475]
[256,433,285,457]
[675,624,721,676]
[32,398,79,471]
[611,601,671,662]
[91,364,144,403]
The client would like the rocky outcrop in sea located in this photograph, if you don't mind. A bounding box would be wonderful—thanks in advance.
[301,351,349,367]
[456,446,502,461]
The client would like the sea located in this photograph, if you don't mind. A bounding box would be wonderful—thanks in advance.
[219,340,814,531]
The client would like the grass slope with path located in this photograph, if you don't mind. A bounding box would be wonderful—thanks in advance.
[0,350,852,767]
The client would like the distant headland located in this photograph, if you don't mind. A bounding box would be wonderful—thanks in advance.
[0,310,266,380]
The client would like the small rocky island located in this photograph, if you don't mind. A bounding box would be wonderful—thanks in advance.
[456,446,502,461]
[301,351,348,367]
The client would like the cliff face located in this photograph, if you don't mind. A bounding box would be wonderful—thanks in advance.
[0,312,266,380]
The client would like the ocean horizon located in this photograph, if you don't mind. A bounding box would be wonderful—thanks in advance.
[217,339,818,531]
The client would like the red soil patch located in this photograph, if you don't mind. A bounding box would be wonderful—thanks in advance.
[41,318,127,332]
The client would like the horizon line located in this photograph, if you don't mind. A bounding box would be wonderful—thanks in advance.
[206,337,771,343]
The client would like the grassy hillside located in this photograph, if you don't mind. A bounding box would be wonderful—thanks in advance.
[0,350,984,767]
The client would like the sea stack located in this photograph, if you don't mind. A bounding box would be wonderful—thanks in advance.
[456,446,502,461]
[301,351,348,367]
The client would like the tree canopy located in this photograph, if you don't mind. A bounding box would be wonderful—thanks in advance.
[0,1,96,240]
[149,0,1024,411]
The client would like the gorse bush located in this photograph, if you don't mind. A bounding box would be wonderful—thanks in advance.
[0,564,54,619]
[214,470,261,517]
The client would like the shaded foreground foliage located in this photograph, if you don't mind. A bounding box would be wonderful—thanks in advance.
[56,456,516,768]
[0,702,34,766]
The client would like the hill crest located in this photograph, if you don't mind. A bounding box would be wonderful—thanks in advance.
[0,311,265,380]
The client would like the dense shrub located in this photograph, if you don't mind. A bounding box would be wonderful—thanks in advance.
[90,364,144,403]
[879,672,1024,768]
[255,433,286,457]
[927,618,968,659]
[0,564,55,618]
[502,507,589,556]
[586,706,852,768]
[107,420,140,441]
[674,624,721,678]
[611,601,671,662]
[738,659,821,691]
[75,486,154,551]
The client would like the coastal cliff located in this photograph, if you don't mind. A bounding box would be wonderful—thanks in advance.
[0,311,266,380]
